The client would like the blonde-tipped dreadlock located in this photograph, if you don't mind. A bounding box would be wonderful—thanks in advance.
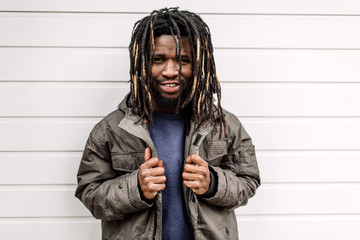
[128,7,227,138]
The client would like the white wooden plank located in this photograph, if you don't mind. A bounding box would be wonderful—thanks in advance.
[0,218,101,240]
[0,152,81,185]
[215,49,360,83]
[2,151,359,185]
[257,151,360,183]
[221,83,360,117]
[0,82,128,117]
[240,117,360,150]
[236,215,360,240]
[1,13,360,48]
[1,0,360,15]
[1,82,359,117]
[0,186,89,217]
[2,48,360,83]
[1,184,359,217]
[1,118,360,151]
[236,183,360,215]
[0,118,98,151]
[1,215,359,240]
[0,12,138,47]
[0,48,127,81]
[204,15,360,49]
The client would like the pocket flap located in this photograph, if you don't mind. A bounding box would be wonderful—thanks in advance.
[202,140,228,165]
[111,152,144,172]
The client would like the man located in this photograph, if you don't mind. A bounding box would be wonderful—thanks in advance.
[75,8,260,240]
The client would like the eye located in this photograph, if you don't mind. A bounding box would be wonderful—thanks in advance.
[181,58,191,64]
[153,57,163,62]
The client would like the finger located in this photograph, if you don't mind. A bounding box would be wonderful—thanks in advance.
[182,171,206,181]
[182,171,196,181]
[183,180,208,195]
[183,163,199,174]
[183,162,208,175]
[185,153,201,164]
[185,150,199,162]
[144,147,151,161]
[141,175,167,184]
[156,160,163,168]
[142,183,166,200]
[148,166,166,176]
[140,165,165,178]
[148,183,166,193]
[183,180,203,193]
[140,157,161,169]
[139,173,166,195]
[185,154,196,164]
[187,154,207,167]
[149,176,167,184]
[183,180,199,189]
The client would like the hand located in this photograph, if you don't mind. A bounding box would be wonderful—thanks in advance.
[182,153,210,195]
[138,148,166,200]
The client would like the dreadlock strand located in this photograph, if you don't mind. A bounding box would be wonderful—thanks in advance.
[150,20,155,52]
[196,37,200,61]
[183,36,201,109]
[197,92,202,117]
[132,41,139,100]
[140,18,154,123]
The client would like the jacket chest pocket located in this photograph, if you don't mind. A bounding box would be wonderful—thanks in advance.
[111,152,144,173]
[201,140,228,166]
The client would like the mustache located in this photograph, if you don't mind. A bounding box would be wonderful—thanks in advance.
[155,78,184,84]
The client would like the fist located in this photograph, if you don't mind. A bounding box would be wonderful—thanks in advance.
[138,148,166,200]
[182,153,210,195]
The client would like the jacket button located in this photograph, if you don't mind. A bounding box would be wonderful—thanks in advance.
[119,183,123,189]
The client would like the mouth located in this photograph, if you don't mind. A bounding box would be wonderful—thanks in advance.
[161,83,178,87]
[157,80,180,86]
[157,80,181,94]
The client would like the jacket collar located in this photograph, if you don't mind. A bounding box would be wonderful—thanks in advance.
[117,93,219,155]
[117,93,132,113]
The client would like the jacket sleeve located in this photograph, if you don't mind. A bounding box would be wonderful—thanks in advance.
[75,124,152,221]
[201,114,261,210]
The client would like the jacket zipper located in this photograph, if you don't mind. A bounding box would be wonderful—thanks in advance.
[185,117,214,240]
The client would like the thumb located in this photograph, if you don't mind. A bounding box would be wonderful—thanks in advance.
[144,147,152,161]
[157,160,164,167]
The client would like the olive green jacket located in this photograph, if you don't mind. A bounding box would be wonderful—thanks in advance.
[75,94,260,240]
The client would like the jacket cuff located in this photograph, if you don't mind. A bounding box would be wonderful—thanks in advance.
[198,166,228,205]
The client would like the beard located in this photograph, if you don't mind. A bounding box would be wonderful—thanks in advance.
[151,87,179,107]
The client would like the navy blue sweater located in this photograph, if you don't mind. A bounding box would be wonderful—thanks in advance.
[149,111,193,240]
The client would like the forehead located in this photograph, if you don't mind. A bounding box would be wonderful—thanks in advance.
[153,35,192,54]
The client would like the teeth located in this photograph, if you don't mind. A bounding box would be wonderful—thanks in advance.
[164,84,176,87]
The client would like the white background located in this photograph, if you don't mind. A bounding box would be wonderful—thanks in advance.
[1,0,359,239]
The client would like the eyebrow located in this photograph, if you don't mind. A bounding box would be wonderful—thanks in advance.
[152,53,191,59]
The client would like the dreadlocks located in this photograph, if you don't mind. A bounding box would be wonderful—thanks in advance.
[129,7,227,138]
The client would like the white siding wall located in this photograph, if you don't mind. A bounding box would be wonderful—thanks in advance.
[1,1,359,239]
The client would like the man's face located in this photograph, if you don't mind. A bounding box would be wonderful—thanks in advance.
[151,35,193,113]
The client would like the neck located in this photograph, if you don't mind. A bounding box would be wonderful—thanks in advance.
[152,99,179,115]
[153,105,178,115]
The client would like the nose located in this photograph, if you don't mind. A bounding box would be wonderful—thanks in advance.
[162,59,179,79]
